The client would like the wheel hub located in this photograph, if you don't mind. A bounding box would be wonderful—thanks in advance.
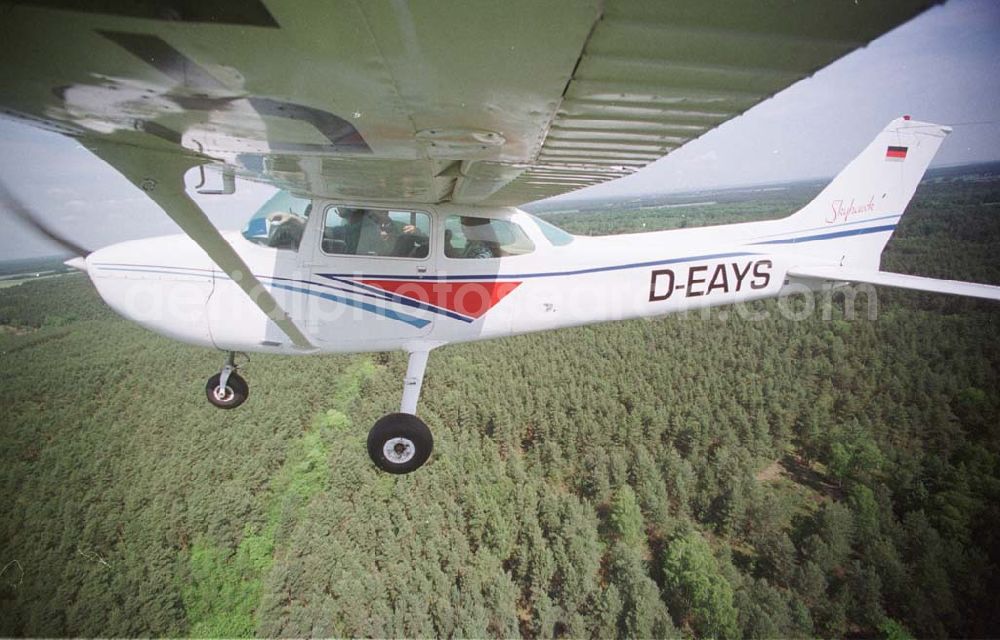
[213,386,234,402]
[383,437,416,464]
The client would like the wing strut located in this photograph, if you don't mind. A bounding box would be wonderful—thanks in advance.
[85,141,315,350]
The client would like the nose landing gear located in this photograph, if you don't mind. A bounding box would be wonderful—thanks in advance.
[206,351,248,409]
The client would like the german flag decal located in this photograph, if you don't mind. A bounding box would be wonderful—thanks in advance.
[886,145,908,161]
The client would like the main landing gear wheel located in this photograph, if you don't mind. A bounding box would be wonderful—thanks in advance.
[205,370,248,409]
[367,413,433,474]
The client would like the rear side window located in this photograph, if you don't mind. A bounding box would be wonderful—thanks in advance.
[444,216,534,259]
[322,207,430,258]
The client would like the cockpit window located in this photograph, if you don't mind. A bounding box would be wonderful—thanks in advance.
[322,207,430,258]
[529,214,575,246]
[242,190,312,250]
[444,216,535,259]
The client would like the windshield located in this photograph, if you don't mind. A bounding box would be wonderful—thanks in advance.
[242,190,313,250]
[528,214,575,246]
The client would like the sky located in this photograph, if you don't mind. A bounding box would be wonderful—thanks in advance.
[1,0,998,259]
[565,0,1000,200]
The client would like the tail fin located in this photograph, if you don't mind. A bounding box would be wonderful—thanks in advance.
[775,117,950,269]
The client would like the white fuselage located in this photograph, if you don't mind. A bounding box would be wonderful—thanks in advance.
[82,117,955,356]
[83,200,891,354]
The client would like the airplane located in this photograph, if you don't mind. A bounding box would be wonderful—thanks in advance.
[1,1,997,474]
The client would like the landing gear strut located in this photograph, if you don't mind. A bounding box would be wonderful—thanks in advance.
[367,348,434,473]
[206,351,248,409]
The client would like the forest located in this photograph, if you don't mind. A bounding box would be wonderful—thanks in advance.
[1,167,999,638]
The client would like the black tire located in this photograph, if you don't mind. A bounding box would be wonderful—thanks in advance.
[205,371,249,409]
[367,413,433,474]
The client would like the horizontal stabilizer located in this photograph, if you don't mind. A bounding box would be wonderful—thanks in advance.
[64,257,88,273]
[788,266,1000,301]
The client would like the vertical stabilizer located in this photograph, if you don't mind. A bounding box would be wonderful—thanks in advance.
[777,117,950,269]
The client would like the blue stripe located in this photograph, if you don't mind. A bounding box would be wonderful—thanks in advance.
[751,213,902,240]
[267,282,430,329]
[94,265,210,277]
[93,263,213,275]
[750,224,897,245]
[317,275,475,323]
[93,265,431,329]
[318,251,758,281]
[262,275,474,324]
[264,274,435,313]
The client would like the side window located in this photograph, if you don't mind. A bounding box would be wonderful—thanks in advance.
[242,190,312,251]
[444,216,535,259]
[322,207,430,258]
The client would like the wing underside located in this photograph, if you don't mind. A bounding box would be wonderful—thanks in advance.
[0,0,936,206]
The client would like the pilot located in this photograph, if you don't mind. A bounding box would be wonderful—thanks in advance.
[452,216,498,258]
[267,203,311,250]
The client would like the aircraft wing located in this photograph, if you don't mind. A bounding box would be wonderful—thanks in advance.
[0,0,938,207]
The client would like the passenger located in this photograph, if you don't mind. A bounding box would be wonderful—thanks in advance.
[444,229,461,258]
[327,207,367,254]
[360,210,424,256]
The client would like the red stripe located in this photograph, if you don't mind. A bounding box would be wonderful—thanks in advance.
[359,280,521,318]
[885,147,907,159]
